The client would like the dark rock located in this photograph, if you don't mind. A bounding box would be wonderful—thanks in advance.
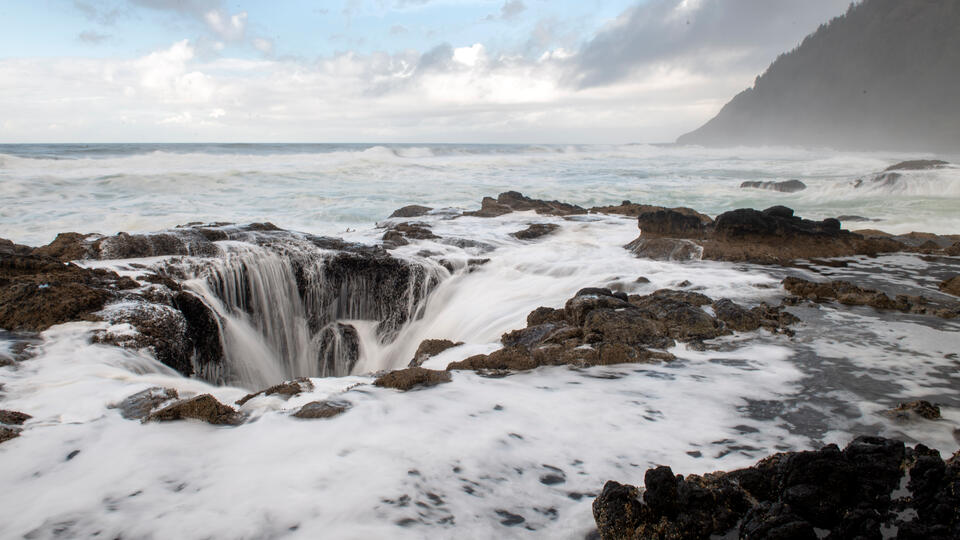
[144,394,243,425]
[409,339,462,367]
[712,298,761,332]
[373,367,452,391]
[30,232,96,261]
[593,481,643,539]
[590,202,712,222]
[884,400,941,422]
[382,222,439,248]
[884,159,950,171]
[783,276,959,318]
[0,238,33,256]
[0,426,20,444]
[111,387,179,420]
[293,400,350,419]
[236,378,314,406]
[464,191,586,218]
[510,223,559,240]
[940,276,960,297]
[740,179,808,193]
[389,205,433,218]
[836,215,875,223]
[0,410,31,425]
[624,237,703,261]
[317,323,360,377]
[946,242,960,256]
[637,210,710,239]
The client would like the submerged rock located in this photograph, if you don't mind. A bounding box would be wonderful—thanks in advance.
[111,387,179,420]
[464,191,587,218]
[783,277,959,318]
[373,367,452,391]
[448,287,796,374]
[884,400,941,422]
[144,394,243,425]
[624,237,703,261]
[740,179,807,192]
[510,223,560,240]
[0,410,32,425]
[236,377,315,406]
[594,436,960,540]
[293,400,351,419]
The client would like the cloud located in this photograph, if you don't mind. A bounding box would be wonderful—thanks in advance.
[74,1,126,25]
[130,0,248,41]
[78,31,111,45]
[485,0,527,22]
[572,0,850,88]
[252,38,274,55]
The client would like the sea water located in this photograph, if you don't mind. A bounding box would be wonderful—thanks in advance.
[1,144,959,538]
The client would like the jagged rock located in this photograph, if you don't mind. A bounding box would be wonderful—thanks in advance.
[740,179,807,193]
[783,277,959,318]
[373,367,452,391]
[510,223,559,240]
[144,394,243,425]
[389,205,433,218]
[111,387,179,420]
[382,222,439,248]
[408,339,462,367]
[464,191,586,217]
[0,252,137,332]
[594,436,958,540]
[940,276,960,297]
[448,287,795,374]
[236,378,314,406]
[884,400,941,422]
[637,209,711,239]
[0,410,31,425]
[624,237,703,261]
[0,427,20,444]
[292,400,350,419]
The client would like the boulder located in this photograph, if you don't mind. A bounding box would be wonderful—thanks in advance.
[740,179,807,192]
[144,394,243,425]
[408,339,462,367]
[373,367,452,391]
[389,205,433,218]
[293,400,350,419]
[509,223,559,240]
[111,387,179,420]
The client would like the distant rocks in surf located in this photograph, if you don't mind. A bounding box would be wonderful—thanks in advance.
[883,400,942,423]
[852,159,955,190]
[740,179,807,193]
[593,436,960,540]
[509,223,559,240]
[464,191,587,218]
[445,287,796,374]
[783,276,960,319]
[389,204,433,219]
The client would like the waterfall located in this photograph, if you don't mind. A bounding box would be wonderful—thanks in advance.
[178,238,442,389]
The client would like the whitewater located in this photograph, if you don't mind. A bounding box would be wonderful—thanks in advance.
[1,143,959,538]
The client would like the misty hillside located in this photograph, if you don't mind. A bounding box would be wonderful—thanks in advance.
[677,0,960,152]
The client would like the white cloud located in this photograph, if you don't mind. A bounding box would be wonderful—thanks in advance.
[252,38,274,54]
[203,10,247,41]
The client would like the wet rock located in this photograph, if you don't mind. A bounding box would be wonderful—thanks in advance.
[317,323,360,377]
[30,232,97,261]
[236,378,315,406]
[293,400,350,419]
[884,400,941,422]
[510,223,560,240]
[373,367,452,391]
[0,426,20,444]
[740,179,807,192]
[0,410,31,425]
[409,339,462,367]
[144,394,243,425]
[946,242,960,256]
[595,436,933,540]
[382,222,439,248]
[939,276,960,297]
[0,252,135,332]
[836,214,875,223]
[0,238,33,256]
[590,201,712,222]
[883,159,950,171]
[111,387,179,420]
[783,276,959,318]
[637,209,711,239]
[389,205,433,218]
[624,237,703,261]
[464,191,587,217]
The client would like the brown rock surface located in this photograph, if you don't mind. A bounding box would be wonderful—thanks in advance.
[409,339,463,367]
[373,367,452,391]
[464,191,586,217]
[293,400,351,419]
[144,394,243,425]
[940,276,960,297]
[0,410,32,425]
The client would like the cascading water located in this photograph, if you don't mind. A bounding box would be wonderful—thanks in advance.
[177,237,443,389]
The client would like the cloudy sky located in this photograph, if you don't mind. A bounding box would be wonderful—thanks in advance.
[0,0,852,143]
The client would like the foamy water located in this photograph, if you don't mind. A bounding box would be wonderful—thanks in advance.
[1,144,959,538]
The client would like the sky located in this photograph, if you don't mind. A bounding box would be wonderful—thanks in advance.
[0,0,853,143]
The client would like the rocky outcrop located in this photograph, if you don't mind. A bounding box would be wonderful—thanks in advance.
[373,367,452,391]
[589,201,712,222]
[293,400,351,419]
[740,179,807,193]
[0,250,138,332]
[382,222,439,248]
[447,287,797,374]
[594,436,960,540]
[408,339,462,367]
[144,394,243,425]
[783,277,959,318]
[464,191,586,217]
[389,205,433,218]
[637,210,712,239]
[940,276,960,297]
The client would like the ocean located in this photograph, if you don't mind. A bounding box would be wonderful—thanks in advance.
[1,143,959,538]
